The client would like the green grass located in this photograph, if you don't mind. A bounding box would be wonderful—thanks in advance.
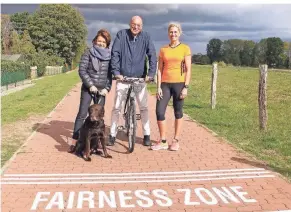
[1,71,80,166]
[1,71,80,125]
[1,138,23,167]
[149,65,291,180]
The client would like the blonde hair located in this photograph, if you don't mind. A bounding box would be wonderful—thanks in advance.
[168,22,182,34]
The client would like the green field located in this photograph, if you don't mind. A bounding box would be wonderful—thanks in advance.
[1,71,80,166]
[149,65,291,180]
[1,71,80,125]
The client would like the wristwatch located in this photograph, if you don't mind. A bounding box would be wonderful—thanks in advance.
[184,85,189,89]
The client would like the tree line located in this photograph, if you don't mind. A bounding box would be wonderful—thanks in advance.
[1,4,88,75]
[192,38,291,69]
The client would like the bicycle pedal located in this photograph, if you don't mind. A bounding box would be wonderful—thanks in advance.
[136,114,141,120]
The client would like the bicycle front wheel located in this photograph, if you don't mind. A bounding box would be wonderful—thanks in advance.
[127,99,136,153]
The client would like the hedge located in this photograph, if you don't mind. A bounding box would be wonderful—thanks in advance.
[1,61,31,86]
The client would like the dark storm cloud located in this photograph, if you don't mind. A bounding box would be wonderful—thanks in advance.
[1,4,291,53]
[1,4,39,14]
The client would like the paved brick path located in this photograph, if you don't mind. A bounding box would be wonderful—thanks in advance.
[1,82,291,212]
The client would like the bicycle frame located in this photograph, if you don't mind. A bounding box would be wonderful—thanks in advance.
[117,77,145,153]
[117,77,145,122]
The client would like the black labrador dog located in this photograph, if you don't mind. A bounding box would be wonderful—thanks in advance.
[74,104,112,161]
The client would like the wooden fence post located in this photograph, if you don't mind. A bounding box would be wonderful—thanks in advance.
[211,63,218,109]
[258,64,268,131]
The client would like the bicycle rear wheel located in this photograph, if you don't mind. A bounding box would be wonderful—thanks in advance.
[127,99,136,153]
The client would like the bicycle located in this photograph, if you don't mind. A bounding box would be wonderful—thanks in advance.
[117,77,154,153]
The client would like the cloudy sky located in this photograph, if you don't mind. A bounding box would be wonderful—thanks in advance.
[2,4,291,54]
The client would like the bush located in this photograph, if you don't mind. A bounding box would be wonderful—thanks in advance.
[200,55,211,65]
[1,60,31,86]
[62,61,79,73]
[24,51,65,76]
[218,61,227,67]
[1,60,31,76]
[71,60,79,70]
[62,63,71,73]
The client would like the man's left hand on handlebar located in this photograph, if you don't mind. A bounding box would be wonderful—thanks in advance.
[115,75,124,81]
[145,76,155,83]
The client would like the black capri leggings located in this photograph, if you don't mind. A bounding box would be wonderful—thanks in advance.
[156,82,185,121]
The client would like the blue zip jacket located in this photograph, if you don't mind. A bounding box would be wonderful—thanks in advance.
[110,29,157,78]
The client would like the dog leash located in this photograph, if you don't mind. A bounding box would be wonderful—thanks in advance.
[91,93,101,105]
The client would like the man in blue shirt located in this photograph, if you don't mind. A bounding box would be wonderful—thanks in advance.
[108,15,157,146]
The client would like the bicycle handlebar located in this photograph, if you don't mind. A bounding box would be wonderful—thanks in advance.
[116,76,155,84]
[117,77,145,83]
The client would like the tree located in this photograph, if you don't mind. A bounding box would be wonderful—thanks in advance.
[28,4,87,65]
[266,37,284,68]
[283,41,289,53]
[207,38,223,63]
[192,53,203,64]
[284,41,291,69]
[252,39,267,66]
[10,12,30,35]
[200,55,211,65]
[1,14,13,54]
[192,53,210,65]
[20,30,36,55]
[240,40,255,66]
[277,53,288,68]
[73,40,87,66]
[221,39,244,66]
[278,41,289,68]
[10,30,21,54]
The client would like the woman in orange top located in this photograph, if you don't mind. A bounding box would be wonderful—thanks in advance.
[151,22,192,151]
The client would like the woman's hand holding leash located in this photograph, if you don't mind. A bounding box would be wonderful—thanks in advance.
[99,89,108,96]
[90,85,98,94]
